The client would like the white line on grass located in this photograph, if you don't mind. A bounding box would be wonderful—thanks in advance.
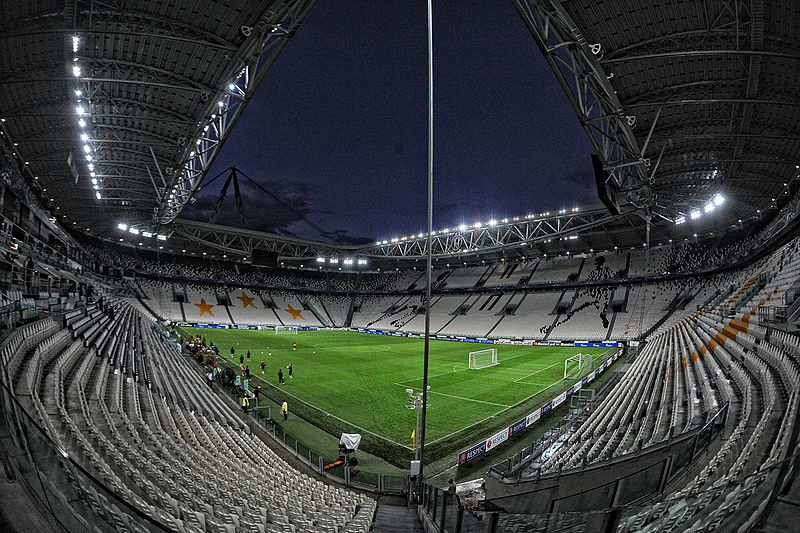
[393,350,541,385]
[511,360,566,383]
[392,382,512,408]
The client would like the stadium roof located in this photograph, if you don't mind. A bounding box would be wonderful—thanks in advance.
[512,0,799,225]
[1,0,798,262]
[0,0,316,230]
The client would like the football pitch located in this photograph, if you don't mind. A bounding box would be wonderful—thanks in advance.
[181,328,611,448]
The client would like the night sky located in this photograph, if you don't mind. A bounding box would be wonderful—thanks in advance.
[182,0,596,244]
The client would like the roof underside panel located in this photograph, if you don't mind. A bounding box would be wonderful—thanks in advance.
[0,0,316,235]
[561,0,800,226]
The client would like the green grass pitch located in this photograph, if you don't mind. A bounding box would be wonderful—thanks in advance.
[181,328,611,446]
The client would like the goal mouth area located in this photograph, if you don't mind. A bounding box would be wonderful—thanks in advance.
[468,348,499,370]
[564,352,593,379]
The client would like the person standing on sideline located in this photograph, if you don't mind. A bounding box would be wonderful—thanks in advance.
[241,395,249,414]
[260,360,266,374]
[206,370,214,389]
[287,363,293,381]
[278,368,284,385]
[246,350,251,362]
[292,341,297,351]
[281,400,288,421]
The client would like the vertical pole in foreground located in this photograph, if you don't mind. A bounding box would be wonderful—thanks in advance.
[417,0,434,483]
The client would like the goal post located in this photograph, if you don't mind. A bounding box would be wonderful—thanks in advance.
[469,348,499,370]
[274,325,298,334]
[564,353,593,379]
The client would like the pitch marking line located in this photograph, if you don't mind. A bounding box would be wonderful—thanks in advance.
[511,360,565,383]
[392,383,511,408]
[393,350,553,385]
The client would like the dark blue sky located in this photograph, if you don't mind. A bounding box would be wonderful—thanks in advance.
[183,0,596,244]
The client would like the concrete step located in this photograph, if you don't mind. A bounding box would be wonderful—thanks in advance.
[372,504,424,533]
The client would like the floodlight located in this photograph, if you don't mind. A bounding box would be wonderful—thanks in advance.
[129,228,140,235]
[72,65,81,77]
[76,105,85,115]
[78,118,86,127]
[95,192,101,199]
[713,194,725,206]
[117,223,128,231]
[74,89,81,97]
[704,203,714,213]
[80,133,88,141]
[156,235,167,241]
[458,224,467,231]
[142,231,153,238]
[343,258,353,265]
[316,257,325,263]
[690,211,701,220]
[675,216,686,225]
[72,35,80,52]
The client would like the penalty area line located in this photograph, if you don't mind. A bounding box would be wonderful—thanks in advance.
[392,383,511,408]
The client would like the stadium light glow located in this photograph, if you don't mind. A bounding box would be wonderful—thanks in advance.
[675,216,686,225]
[357,258,367,265]
[713,194,725,206]
[458,224,467,231]
[704,202,714,213]
[80,133,88,141]
[72,35,80,52]
[343,258,354,265]
[78,118,86,127]
[157,235,167,241]
[316,257,325,263]
[142,231,153,238]
[690,210,701,220]
[129,228,140,235]
[72,65,81,77]
[74,89,81,97]
[117,223,127,231]
[95,192,101,199]
[76,105,85,115]
[329,258,339,264]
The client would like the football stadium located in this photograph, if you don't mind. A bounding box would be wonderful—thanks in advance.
[1,1,799,532]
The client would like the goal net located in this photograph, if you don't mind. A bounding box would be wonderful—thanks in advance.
[564,353,593,379]
[274,325,298,334]
[469,348,499,370]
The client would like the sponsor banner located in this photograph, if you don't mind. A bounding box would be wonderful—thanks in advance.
[541,400,553,415]
[526,409,541,427]
[566,385,575,397]
[458,441,487,465]
[574,340,621,347]
[553,391,567,408]
[193,323,228,329]
[572,381,582,393]
[509,418,528,437]
[583,371,596,385]
[485,428,509,451]
[177,322,191,327]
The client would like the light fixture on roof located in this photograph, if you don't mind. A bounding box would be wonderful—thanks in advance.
[690,210,701,220]
[80,133,88,141]
[76,105,85,115]
[78,118,86,128]
[157,235,167,241]
[115,223,126,232]
[95,192,101,199]
[72,65,81,77]
[142,231,153,238]
[74,89,82,97]
[72,35,80,52]
[129,228,139,235]
[712,194,725,206]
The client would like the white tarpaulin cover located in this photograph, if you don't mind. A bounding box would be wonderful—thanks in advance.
[339,433,361,451]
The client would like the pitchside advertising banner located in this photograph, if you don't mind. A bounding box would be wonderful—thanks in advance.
[457,349,623,466]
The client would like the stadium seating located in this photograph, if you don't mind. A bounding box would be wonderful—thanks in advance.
[2,303,377,532]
